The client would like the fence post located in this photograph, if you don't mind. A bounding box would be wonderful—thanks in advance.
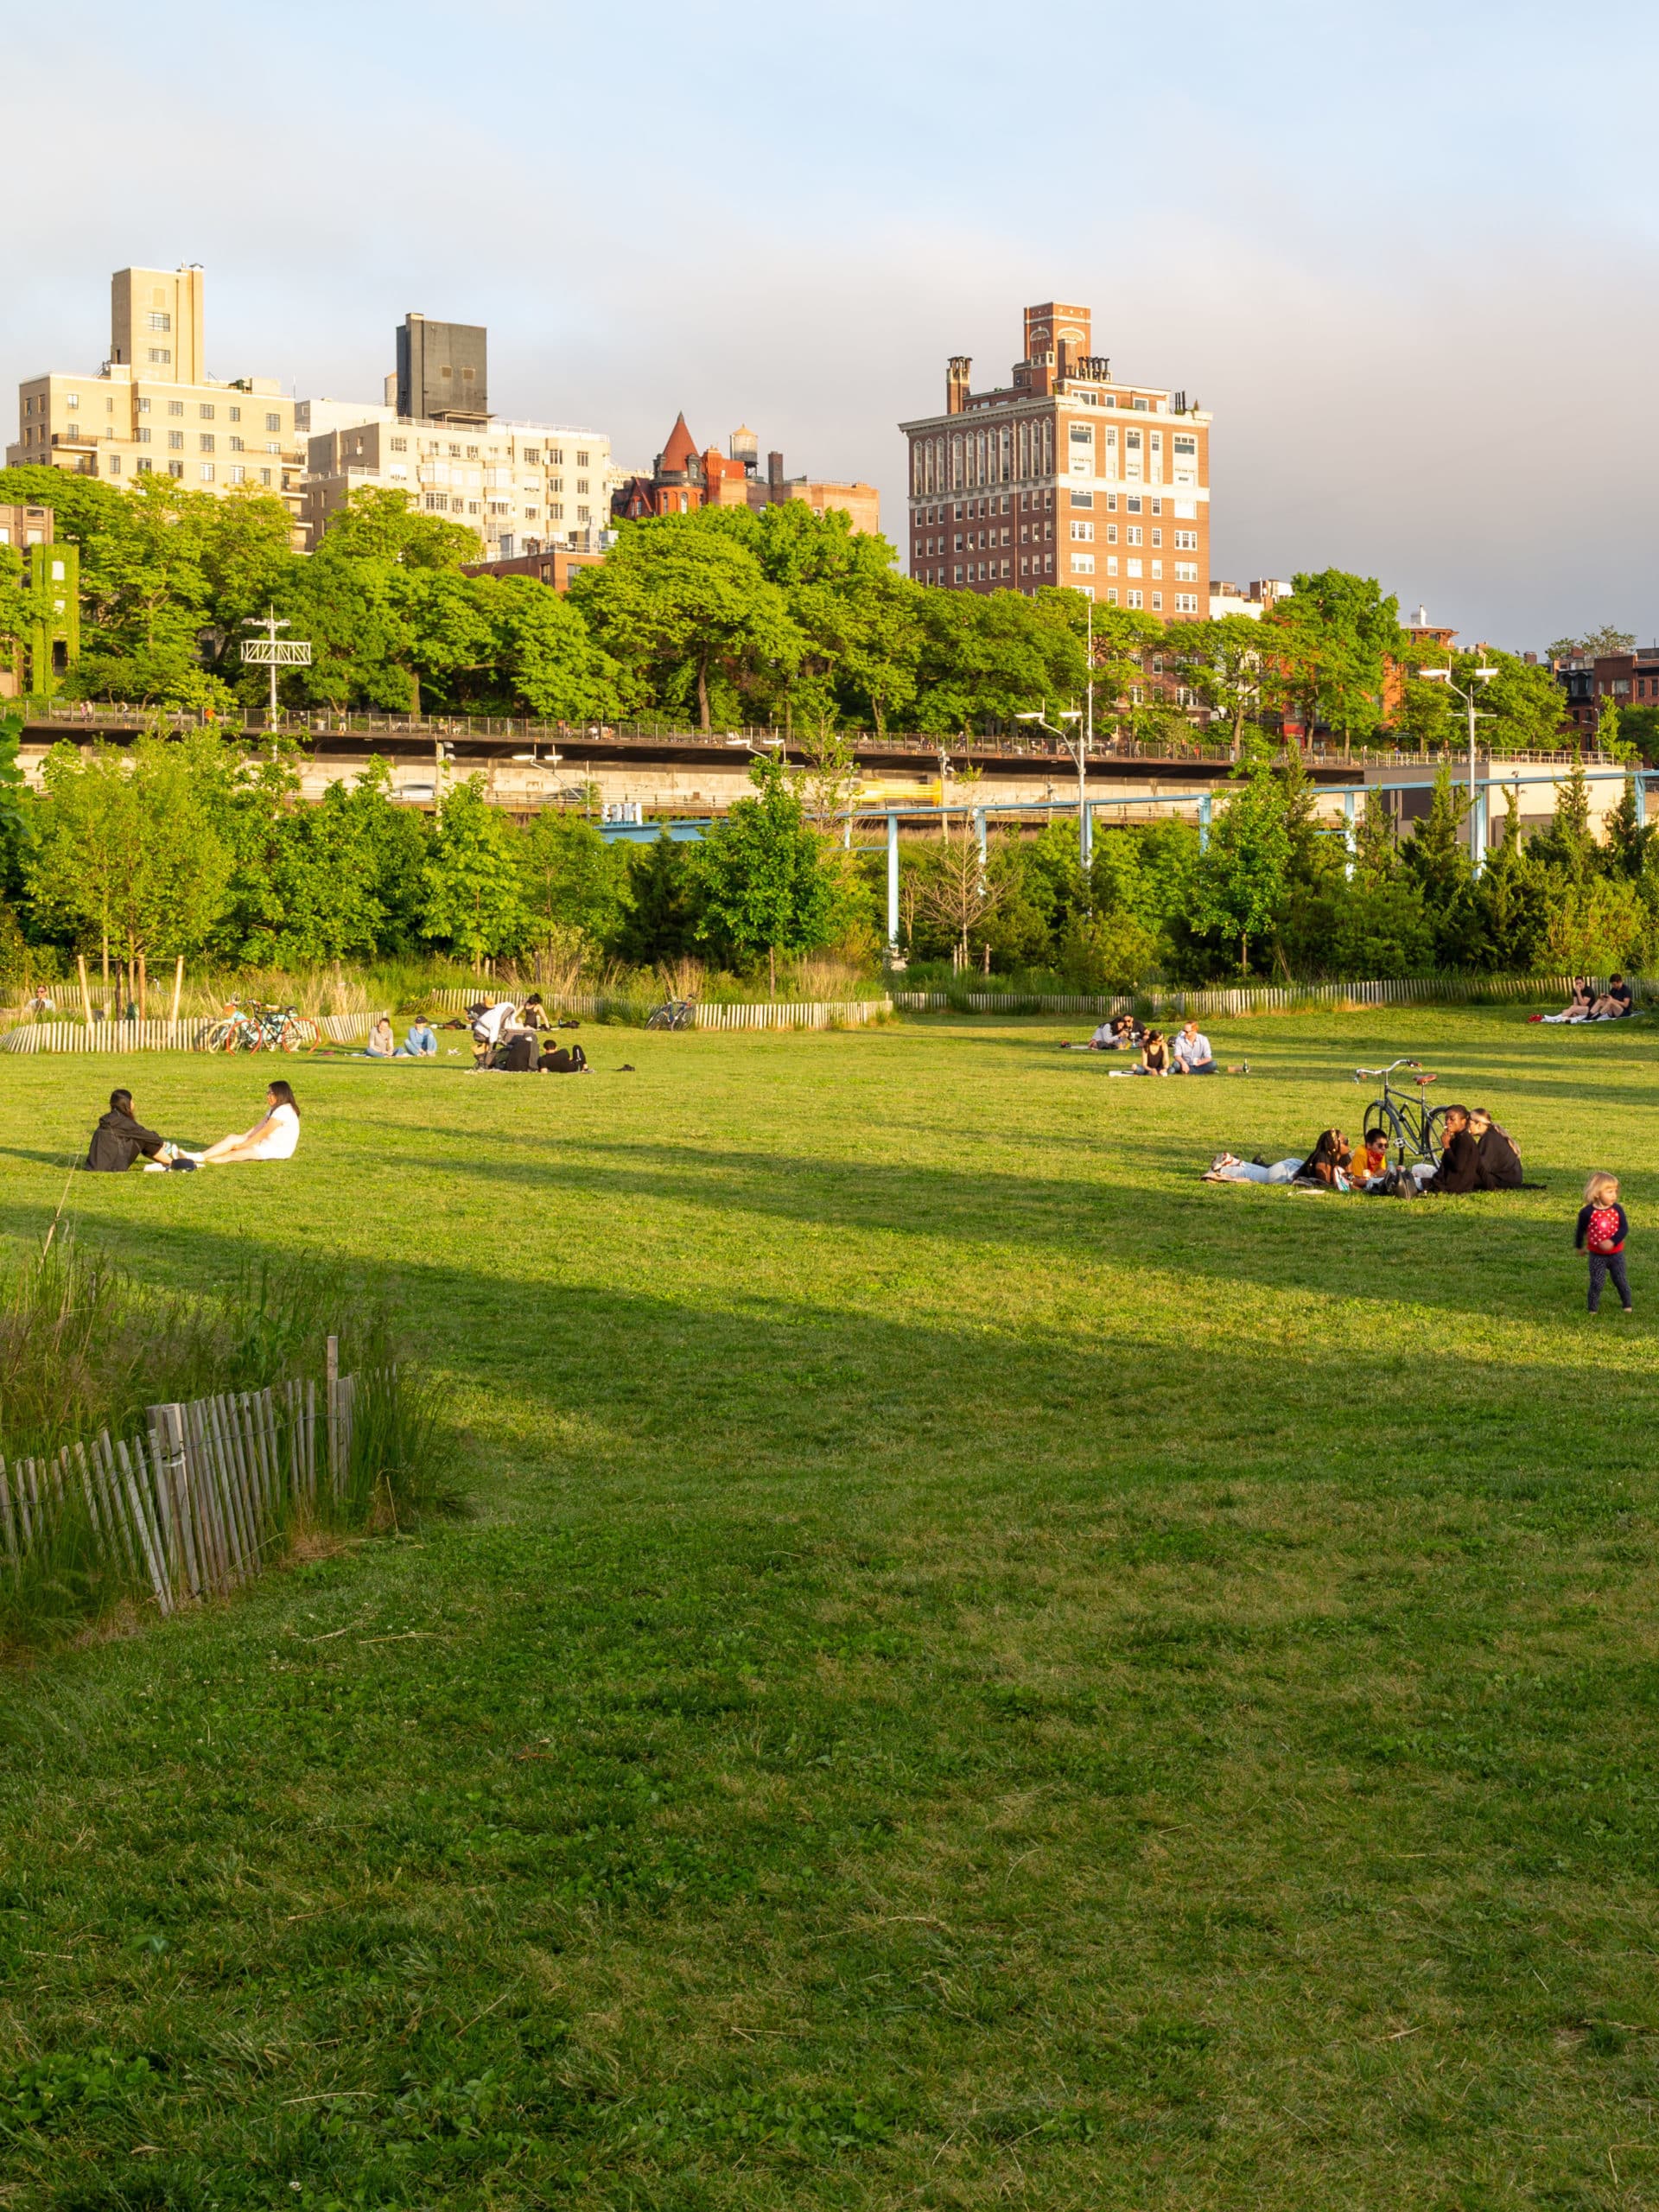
[326,1336,340,1497]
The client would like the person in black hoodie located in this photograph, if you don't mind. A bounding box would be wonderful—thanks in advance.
[1424,1106,1478,1193]
[83,1090,166,1173]
[1468,1108,1522,1190]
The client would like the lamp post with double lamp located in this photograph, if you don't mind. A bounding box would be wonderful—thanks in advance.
[1418,662,1497,872]
[1017,708,1089,868]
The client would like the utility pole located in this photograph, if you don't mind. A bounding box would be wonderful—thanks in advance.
[239,605,311,728]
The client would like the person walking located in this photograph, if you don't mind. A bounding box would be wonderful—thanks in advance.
[1575,1172,1632,1315]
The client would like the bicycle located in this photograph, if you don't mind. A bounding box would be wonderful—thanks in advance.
[645,997,696,1031]
[1352,1058,1451,1164]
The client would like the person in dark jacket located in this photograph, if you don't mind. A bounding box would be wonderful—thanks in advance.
[538,1042,589,1074]
[1424,1106,1478,1193]
[83,1090,166,1172]
[1468,1108,1522,1189]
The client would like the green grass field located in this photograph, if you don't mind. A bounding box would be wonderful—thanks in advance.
[2,1010,1656,2211]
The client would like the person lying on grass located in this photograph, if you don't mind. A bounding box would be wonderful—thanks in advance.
[83,1089,173,1173]
[1205,1129,1352,1185]
[186,1081,301,1165]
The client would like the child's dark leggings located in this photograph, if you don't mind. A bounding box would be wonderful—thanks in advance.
[1588,1252,1632,1312]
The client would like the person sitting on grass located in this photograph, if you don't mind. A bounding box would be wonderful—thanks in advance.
[362,1014,396,1059]
[1135,1028,1171,1076]
[187,1081,302,1166]
[395,1015,437,1058]
[83,1089,168,1173]
[1351,1130,1391,1187]
[1424,1105,1478,1192]
[1591,974,1635,1019]
[519,994,549,1030]
[1542,978,1598,1023]
[1173,1020,1218,1075]
[1070,1013,1141,1052]
[1467,1107,1523,1189]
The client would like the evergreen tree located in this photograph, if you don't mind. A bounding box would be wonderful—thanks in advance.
[419,778,530,963]
[1605,776,1653,880]
[615,830,698,967]
[1402,762,1476,966]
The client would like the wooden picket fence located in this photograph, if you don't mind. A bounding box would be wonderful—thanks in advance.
[425,987,892,1029]
[891,973,1654,1020]
[0,1351,363,1615]
[0,1014,367,1055]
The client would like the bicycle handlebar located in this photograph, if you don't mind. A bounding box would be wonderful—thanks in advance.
[1353,1058,1421,1078]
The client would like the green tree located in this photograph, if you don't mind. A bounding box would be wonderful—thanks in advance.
[1190,749,1293,974]
[419,778,530,963]
[520,810,627,947]
[27,734,234,973]
[694,753,841,986]
[1478,650,1569,755]
[615,831,699,968]
[1159,614,1273,750]
[1266,570,1402,749]
[1402,762,1476,965]
[570,518,803,732]
[1527,754,1595,884]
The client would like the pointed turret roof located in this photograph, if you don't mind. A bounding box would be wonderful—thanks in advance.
[657,410,700,474]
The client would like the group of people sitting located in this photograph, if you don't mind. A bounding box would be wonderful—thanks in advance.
[1539,975,1637,1023]
[1205,1104,1522,1195]
[467,995,589,1075]
[83,1083,301,1172]
[1077,1015,1232,1077]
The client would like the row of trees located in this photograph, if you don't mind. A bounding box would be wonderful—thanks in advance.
[0,464,1608,756]
[5,703,1655,991]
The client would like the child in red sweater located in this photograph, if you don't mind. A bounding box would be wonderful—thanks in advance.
[1575,1172,1632,1314]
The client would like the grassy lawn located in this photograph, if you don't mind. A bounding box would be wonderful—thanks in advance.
[2,1008,1657,2211]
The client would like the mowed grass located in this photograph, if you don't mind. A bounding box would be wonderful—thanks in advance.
[1,1010,1657,2211]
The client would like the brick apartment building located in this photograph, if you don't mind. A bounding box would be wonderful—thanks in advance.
[612,414,880,535]
[1560,645,1659,736]
[899,302,1211,613]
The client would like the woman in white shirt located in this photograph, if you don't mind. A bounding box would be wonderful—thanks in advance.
[188,1081,302,1165]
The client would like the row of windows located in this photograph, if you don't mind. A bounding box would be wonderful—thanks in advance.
[915,491,1192,531]
[115,459,277,486]
[422,491,593,523]
[27,392,282,432]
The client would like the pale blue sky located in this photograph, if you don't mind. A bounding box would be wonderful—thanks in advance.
[6,0,1656,645]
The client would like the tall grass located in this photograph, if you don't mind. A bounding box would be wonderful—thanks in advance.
[0,1238,448,1655]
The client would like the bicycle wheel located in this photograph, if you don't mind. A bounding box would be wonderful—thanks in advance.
[645,1009,669,1030]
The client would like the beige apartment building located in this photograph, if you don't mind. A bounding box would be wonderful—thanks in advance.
[7,265,306,538]
[302,413,614,557]
[899,300,1212,615]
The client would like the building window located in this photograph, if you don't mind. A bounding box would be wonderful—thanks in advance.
[577,505,590,522]
[1151,562,1163,579]
[1174,594,1198,613]
[228,405,241,423]
[228,435,244,453]
[425,493,449,511]
[66,392,79,410]
[1150,499,1162,516]
[168,431,184,450]
[107,454,122,475]
[1151,594,1163,611]
[148,349,172,365]
[200,403,214,419]
[576,450,590,467]
[550,448,563,465]
[168,461,184,479]
[391,436,407,453]
[231,465,246,484]
[200,434,215,452]
[1126,526,1142,546]
[1127,589,1142,608]
[166,400,183,417]
[259,467,271,486]
[1070,521,1093,541]
[200,463,215,482]
[1175,562,1198,582]
[147,310,171,331]
[1174,529,1198,550]
[1107,557,1118,575]
[1071,490,1092,508]
[137,397,150,414]
[467,501,480,515]
[1126,495,1141,513]
[137,459,153,474]
[137,427,151,445]
[265,442,280,455]
[1072,555,1095,574]
[576,478,589,494]
[524,446,539,462]
[265,413,281,433]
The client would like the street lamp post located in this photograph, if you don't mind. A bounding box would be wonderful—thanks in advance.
[1016,707,1087,868]
[1419,663,1497,871]
[239,605,311,727]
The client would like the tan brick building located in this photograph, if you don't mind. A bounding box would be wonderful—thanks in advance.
[7,265,306,540]
[899,301,1211,616]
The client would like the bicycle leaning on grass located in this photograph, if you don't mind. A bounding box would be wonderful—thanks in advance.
[1353,1058,1451,1164]
[645,997,696,1032]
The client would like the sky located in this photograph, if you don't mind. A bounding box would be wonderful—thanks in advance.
[4,0,1656,649]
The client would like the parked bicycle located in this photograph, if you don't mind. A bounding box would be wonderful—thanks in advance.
[645,997,696,1032]
[200,1001,319,1053]
[1353,1058,1451,1164]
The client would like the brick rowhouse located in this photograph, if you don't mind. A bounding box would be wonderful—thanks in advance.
[899,301,1211,617]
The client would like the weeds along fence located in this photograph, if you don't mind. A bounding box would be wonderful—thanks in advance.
[891,973,1649,1020]
[0,1014,366,1055]
[423,987,892,1029]
[0,1351,380,1618]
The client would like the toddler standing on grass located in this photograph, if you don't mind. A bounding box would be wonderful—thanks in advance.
[1575,1173,1633,1315]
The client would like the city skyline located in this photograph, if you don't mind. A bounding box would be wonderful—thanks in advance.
[4,0,1656,647]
